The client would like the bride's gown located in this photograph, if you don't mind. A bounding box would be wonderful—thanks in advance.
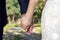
[41,0,60,40]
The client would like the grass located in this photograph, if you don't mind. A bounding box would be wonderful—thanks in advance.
[4,22,41,33]
[3,23,41,40]
[4,22,19,32]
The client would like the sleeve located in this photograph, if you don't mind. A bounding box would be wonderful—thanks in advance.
[18,0,29,14]
[0,0,8,27]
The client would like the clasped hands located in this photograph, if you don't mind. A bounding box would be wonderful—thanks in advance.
[20,14,34,35]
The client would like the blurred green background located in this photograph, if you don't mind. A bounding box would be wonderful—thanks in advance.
[3,0,46,40]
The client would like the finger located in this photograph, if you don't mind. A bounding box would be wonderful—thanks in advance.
[25,26,29,32]
[29,25,34,33]
[25,26,31,35]
[25,25,33,35]
[27,25,34,34]
[25,20,34,35]
[29,20,34,33]
[20,22,27,30]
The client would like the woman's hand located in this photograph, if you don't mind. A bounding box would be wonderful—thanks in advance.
[25,18,34,35]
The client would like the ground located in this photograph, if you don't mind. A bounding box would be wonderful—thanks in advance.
[3,27,41,40]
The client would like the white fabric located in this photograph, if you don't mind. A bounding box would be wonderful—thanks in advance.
[41,0,60,40]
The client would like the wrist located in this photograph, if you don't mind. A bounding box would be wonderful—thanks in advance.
[25,13,33,19]
[21,14,26,18]
[24,15,32,22]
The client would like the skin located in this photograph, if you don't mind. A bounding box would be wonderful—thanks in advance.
[21,0,39,35]
[21,14,34,35]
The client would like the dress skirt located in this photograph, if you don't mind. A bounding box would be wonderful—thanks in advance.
[41,0,60,40]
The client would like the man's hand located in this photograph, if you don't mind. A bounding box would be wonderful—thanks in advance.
[20,16,32,30]
[20,14,34,35]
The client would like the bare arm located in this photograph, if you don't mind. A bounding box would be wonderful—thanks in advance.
[20,0,39,34]
[25,0,39,19]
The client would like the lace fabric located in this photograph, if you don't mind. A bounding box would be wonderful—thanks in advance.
[41,0,60,40]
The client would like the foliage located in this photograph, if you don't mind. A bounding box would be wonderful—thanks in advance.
[6,0,20,22]
[4,23,40,32]
[6,0,45,23]
[4,22,19,32]
[4,0,45,32]
[34,0,45,23]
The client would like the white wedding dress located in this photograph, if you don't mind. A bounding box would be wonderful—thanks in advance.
[41,0,60,40]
